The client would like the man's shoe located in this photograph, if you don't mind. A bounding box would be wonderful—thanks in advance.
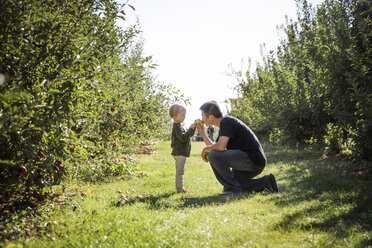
[220,191,236,195]
[269,173,278,193]
[219,190,241,196]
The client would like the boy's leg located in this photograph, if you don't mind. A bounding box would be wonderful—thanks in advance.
[173,155,186,193]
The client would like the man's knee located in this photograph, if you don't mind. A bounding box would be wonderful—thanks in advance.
[208,150,224,161]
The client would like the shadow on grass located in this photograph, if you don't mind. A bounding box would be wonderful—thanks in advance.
[268,155,372,247]
[178,192,253,208]
[144,193,254,210]
[110,191,254,210]
[263,144,323,163]
[110,192,175,208]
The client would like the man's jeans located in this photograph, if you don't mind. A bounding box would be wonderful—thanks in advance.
[208,150,266,192]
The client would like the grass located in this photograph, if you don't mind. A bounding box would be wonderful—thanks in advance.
[2,141,372,247]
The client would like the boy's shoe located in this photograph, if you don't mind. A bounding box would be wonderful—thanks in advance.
[179,188,192,193]
[269,173,278,193]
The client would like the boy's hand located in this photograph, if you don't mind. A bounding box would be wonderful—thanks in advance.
[190,123,196,129]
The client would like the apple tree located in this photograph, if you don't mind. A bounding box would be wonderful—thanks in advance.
[0,0,183,205]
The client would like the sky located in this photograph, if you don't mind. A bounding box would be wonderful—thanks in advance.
[118,0,324,126]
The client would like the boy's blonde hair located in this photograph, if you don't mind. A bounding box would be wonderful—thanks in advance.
[169,104,185,118]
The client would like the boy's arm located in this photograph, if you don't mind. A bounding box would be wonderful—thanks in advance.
[173,125,195,142]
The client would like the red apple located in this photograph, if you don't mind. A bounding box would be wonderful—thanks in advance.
[19,166,28,177]
[76,127,82,133]
[58,164,65,171]
[71,126,77,131]
[56,161,65,171]
[110,107,115,112]
[69,148,75,153]
[106,112,112,116]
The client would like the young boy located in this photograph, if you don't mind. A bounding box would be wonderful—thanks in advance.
[169,104,196,193]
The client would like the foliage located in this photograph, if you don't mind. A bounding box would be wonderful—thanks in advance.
[324,123,346,155]
[228,0,372,159]
[0,0,186,206]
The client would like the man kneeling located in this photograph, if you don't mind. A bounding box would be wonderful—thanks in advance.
[195,101,278,195]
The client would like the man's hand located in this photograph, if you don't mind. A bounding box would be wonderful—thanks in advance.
[201,147,209,162]
[200,136,229,162]
[195,119,204,132]
[203,153,209,162]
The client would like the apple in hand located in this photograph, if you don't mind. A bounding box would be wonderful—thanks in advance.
[196,120,203,126]
[203,153,209,162]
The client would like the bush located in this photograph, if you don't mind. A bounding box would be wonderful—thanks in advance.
[0,0,186,206]
[227,0,372,160]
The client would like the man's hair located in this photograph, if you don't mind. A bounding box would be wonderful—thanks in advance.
[169,104,185,118]
[200,101,222,118]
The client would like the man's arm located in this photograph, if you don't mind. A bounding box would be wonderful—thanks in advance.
[197,125,213,146]
[201,136,229,162]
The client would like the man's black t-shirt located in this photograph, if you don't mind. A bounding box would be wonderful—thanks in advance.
[217,116,266,167]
